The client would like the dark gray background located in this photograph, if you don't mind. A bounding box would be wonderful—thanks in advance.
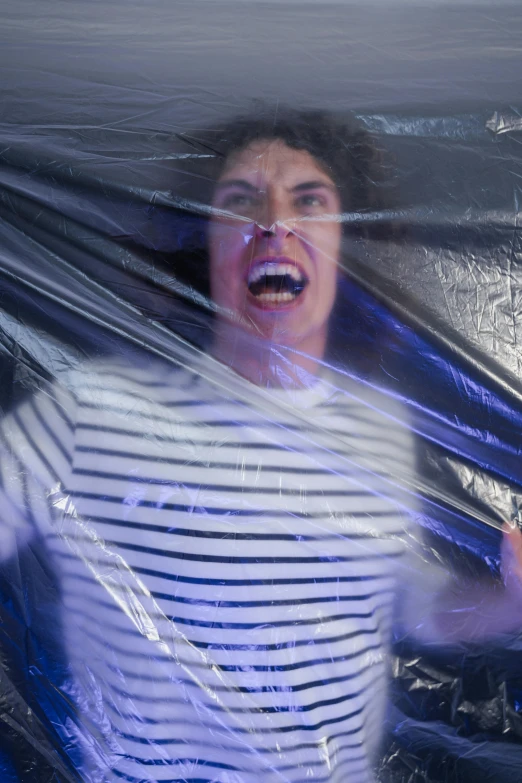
[2,0,522,127]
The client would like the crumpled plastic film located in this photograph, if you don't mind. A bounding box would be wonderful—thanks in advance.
[2,2,522,782]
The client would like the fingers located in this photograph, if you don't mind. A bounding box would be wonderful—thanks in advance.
[501,521,522,591]
[502,521,522,548]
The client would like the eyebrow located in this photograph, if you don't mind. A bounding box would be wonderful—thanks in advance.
[214,178,337,193]
[214,178,257,192]
[291,180,337,193]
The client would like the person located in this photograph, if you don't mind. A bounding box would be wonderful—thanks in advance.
[0,107,521,783]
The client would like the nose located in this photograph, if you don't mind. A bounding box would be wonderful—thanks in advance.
[254,221,293,241]
[254,190,296,241]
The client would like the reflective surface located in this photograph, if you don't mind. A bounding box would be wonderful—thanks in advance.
[1,2,522,782]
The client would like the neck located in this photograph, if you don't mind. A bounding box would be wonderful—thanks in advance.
[211,320,327,389]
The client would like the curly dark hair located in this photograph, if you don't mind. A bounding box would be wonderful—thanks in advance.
[177,104,397,229]
[156,107,401,374]
[167,105,399,305]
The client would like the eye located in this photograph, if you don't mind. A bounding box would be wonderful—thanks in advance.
[296,193,325,210]
[222,193,258,211]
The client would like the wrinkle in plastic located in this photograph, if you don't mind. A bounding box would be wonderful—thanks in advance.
[2,4,522,783]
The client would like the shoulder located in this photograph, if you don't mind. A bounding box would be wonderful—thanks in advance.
[316,369,412,430]
[62,356,202,408]
[312,370,417,477]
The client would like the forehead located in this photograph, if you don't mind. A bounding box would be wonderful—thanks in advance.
[219,139,336,188]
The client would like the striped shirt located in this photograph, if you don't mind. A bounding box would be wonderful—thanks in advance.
[0,356,440,783]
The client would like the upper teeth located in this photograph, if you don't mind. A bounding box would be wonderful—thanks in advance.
[247,262,304,285]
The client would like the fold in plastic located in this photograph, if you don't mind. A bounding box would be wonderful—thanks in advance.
[1,2,522,782]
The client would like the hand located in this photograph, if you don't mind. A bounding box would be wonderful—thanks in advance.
[501,522,522,598]
[430,522,522,643]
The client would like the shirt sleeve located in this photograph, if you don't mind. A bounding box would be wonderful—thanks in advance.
[370,404,451,644]
[392,511,451,644]
[0,380,77,560]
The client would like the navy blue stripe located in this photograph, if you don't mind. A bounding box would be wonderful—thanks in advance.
[73,445,356,475]
[0,429,17,460]
[116,725,367,754]
[77,403,205,428]
[71,462,368,496]
[11,407,60,484]
[61,568,391,608]
[75,381,210,405]
[63,601,386,651]
[80,376,172,389]
[79,397,403,452]
[66,589,391,630]
[117,755,241,770]
[113,774,214,783]
[74,368,178,388]
[113,749,369,778]
[71,507,399,529]
[48,392,75,432]
[107,698,369,739]
[77,423,312,452]
[113,766,370,783]
[110,745,372,783]
[107,675,383,714]
[32,398,73,465]
[112,584,392,609]
[106,698,367,733]
[69,619,386,672]
[164,400,218,408]
[78,367,222,398]
[77,420,401,448]
[56,549,385,587]
[79,401,304,430]
[79,391,403,437]
[62,533,403,564]
[108,658,384,694]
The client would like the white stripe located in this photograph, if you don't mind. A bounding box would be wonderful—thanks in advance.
[0,360,426,783]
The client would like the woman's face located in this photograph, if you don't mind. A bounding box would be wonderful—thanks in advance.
[208,139,342,350]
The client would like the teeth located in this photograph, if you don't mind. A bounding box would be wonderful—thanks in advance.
[247,262,304,285]
[256,292,296,303]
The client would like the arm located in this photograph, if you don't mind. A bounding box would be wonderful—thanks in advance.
[0,380,77,556]
[430,523,522,644]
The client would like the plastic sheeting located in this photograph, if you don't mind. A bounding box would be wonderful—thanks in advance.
[1,1,522,781]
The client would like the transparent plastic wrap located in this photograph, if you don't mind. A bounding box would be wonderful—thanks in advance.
[2,2,522,782]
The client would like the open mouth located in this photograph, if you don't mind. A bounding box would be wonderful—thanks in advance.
[246,260,309,305]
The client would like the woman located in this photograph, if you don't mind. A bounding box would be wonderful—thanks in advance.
[0,107,520,783]
[173,107,397,380]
